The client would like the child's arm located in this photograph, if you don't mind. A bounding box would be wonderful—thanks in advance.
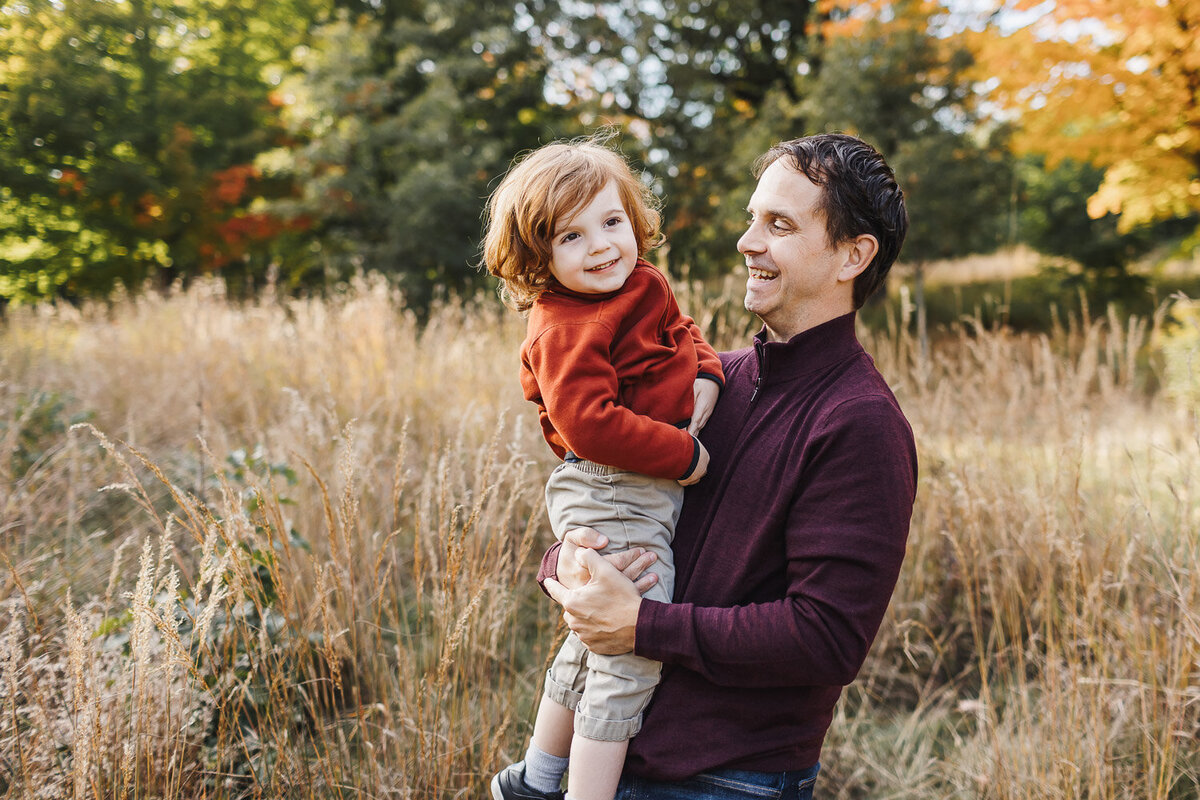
[690,328,724,389]
[669,291,723,389]
[688,377,720,436]
[677,437,710,486]
[660,283,724,436]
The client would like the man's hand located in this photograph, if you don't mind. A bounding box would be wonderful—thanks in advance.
[545,548,641,655]
[555,527,660,592]
[688,377,720,436]
[678,440,709,487]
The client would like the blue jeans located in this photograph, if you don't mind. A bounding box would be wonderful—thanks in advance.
[615,764,820,800]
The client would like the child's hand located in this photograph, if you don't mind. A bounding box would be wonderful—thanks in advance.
[688,378,720,436]
[678,440,710,486]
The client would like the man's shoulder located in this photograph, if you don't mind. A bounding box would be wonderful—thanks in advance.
[821,358,913,435]
[718,344,756,371]
[837,351,897,391]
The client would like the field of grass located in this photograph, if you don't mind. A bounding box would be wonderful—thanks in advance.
[1,274,1197,799]
[882,247,1200,334]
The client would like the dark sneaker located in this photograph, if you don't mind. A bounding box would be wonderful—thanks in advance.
[490,761,565,800]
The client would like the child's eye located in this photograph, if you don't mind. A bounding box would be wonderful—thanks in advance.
[559,232,579,244]
[604,216,624,228]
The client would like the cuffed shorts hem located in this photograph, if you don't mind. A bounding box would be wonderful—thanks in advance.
[573,708,642,742]
[542,668,645,741]
[543,668,583,711]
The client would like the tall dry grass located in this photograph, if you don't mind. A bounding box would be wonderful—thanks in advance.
[1,275,1197,799]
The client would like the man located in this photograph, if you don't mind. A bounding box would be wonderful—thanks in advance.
[535,132,917,800]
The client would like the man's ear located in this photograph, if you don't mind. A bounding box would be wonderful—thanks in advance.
[837,234,879,283]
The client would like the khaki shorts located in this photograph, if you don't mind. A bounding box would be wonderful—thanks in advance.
[543,459,682,741]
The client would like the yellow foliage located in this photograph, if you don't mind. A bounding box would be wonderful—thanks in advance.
[971,0,1200,228]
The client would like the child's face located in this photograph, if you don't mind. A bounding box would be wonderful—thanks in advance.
[548,180,638,295]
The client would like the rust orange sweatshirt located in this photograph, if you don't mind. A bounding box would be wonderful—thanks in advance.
[520,261,724,480]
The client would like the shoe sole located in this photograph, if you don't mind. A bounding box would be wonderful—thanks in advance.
[489,773,503,800]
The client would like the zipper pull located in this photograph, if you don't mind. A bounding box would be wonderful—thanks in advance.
[750,338,767,404]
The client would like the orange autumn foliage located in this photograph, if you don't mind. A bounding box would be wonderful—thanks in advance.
[971,0,1200,229]
[197,164,309,270]
[208,164,260,209]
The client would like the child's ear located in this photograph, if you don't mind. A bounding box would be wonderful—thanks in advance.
[837,234,879,283]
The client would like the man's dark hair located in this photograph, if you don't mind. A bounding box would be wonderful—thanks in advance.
[755,133,908,309]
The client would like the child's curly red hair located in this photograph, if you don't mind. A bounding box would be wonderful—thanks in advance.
[483,136,664,312]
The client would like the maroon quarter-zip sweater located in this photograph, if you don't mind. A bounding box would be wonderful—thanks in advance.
[539,311,917,781]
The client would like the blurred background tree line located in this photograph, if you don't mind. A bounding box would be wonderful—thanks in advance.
[2,0,1198,314]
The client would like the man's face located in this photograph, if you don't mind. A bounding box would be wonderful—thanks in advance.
[737,160,857,342]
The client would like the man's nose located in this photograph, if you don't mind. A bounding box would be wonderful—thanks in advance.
[737,225,761,255]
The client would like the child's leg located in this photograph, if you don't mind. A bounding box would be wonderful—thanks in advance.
[520,631,589,794]
[566,737,628,800]
[531,694,574,757]
[542,468,681,800]
[511,697,572,794]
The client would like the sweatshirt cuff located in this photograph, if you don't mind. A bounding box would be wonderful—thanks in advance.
[536,541,562,598]
[677,435,701,481]
[697,371,725,391]
[634,598,672,660]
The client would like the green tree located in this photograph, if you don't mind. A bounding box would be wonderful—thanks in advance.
[804,5,1010,260]
[0,0,322,304]
[802,2,1011,351]
[262,1,578,305]
[1012,155,1200,310]
[526,0,826,280]
[527,0,1017,290]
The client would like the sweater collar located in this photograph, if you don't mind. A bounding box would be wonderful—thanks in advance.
[544,277,621,302]
[542,258,653,303]
[752,311,863,382]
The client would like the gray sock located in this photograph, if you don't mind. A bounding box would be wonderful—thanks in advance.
[523,744,569,794]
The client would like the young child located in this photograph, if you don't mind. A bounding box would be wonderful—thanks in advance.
[483,136,724,800]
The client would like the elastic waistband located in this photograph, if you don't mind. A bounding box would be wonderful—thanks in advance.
[562,453,622,476]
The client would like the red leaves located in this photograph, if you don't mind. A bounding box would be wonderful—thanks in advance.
[207,164,260,209]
